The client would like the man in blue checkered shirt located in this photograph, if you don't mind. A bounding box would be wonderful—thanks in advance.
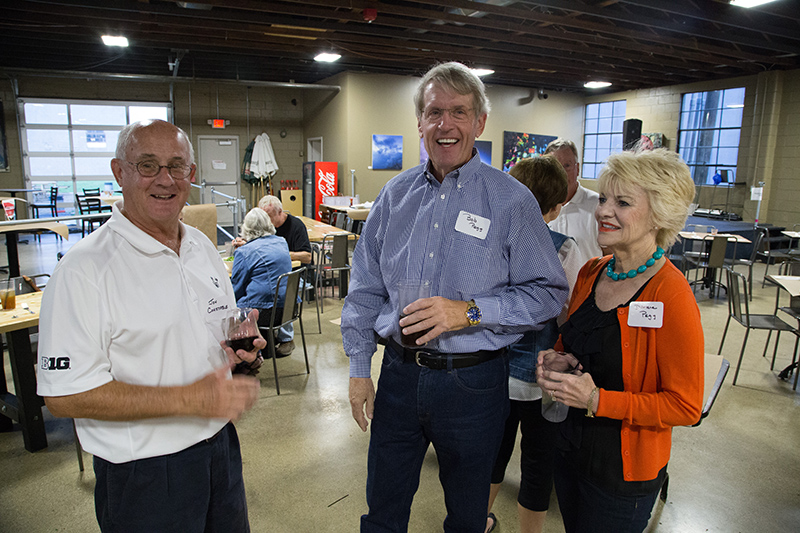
[342,62,568,533]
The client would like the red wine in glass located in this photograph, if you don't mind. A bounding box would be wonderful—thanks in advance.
[227,336,257,352]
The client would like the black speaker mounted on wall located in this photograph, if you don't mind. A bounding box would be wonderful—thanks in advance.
[623,118,642,150]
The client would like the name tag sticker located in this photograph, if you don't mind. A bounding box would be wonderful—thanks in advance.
[628,301,664,328]
[455,210,490,240]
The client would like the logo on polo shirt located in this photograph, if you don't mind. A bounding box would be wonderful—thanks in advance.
[211,276,220,288]
[41,356,70,370]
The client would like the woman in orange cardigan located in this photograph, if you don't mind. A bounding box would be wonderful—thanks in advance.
[536,147,704,533]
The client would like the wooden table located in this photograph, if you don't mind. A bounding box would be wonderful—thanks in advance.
[766,274,800,298]
[0,292,47,452]
[101,195,124,206]
[0,220,70,277]
[298,215,357,243]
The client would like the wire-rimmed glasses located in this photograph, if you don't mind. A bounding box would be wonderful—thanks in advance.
[124,160,194,180]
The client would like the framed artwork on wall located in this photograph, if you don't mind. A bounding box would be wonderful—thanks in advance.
[502,131,556,172]
[372,134,403,171]
[0,101,8,172]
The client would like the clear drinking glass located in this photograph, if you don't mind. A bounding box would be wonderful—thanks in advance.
[540,351,580,423]
[397,279,432,348]
[225,307,259,353]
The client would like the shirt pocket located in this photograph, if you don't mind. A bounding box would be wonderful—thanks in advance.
[442,236,491,300]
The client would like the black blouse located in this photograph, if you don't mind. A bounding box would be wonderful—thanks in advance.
[558,270,666,496]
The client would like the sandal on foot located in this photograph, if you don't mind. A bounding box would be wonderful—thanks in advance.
[486,512,498,533]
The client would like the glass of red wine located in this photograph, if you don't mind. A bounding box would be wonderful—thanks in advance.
[225,307,259,353]
[397,279,432,348]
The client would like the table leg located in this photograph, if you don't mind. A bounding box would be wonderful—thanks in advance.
[0,346,13,432]
[5,232,20,278]
[6,328,47,452]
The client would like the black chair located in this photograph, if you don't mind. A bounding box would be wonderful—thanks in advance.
[82,187,101,197]
[773,260,800,389]
[719,268,799,387]
[758,227,794,288]
[31,186,58,219]
[259,268,309,395]
[724,228,763,300]
[685,235,728,297]
[76,194,112,236]
[313,233,351,313]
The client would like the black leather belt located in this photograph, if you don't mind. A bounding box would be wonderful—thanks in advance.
[388,338,504,370]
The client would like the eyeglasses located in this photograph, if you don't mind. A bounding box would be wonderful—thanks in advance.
[124,160,194,180]
[422,106,475,123]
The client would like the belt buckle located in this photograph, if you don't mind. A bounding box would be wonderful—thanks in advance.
[414,350,433,367]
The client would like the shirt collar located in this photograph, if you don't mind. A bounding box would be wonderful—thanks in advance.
[107,200,197,255]
[423,148,481,186]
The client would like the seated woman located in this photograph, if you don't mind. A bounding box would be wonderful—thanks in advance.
[231,208,294,357]
[536,147,704,533]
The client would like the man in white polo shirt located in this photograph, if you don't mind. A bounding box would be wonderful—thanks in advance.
[37,120,263,533]
[545,138,603,266]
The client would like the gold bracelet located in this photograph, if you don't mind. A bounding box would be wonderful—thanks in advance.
[586,387,599,418]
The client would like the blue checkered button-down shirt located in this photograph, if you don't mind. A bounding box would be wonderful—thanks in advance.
[341,153,569,378]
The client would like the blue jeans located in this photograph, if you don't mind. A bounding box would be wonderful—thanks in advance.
[94,423,249,533]
[361,343,510,533]
[554,452,658,533]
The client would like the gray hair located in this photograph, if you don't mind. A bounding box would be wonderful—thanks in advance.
[240,207,276,242]
[413,62,491,119]
[598,148,695,249]
[115,119,195,164]
[544,138,579,159]
[257,195,283,213]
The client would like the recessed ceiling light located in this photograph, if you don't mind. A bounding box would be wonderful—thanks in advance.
[101,35,129,47]
[471,68,494,77]
[727,104,745,108]
[730,0,779,7]
[314,52,341,62]
[584,81,612,89]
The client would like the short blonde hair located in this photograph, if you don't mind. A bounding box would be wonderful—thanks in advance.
[598,148,695,249]
[240,207,275,242]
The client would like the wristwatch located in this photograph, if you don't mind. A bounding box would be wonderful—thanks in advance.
[465,299,482,326]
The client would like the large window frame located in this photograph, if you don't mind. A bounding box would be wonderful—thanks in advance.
[582,100,626,179]
[677,87,745,186]
[18,98,172,216]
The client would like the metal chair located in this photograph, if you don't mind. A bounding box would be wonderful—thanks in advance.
[258,268,309,395]
[718,268,800,387]
[682,224,716,263]
[758,226,794,288]
[296,260,321,334]
[82,187,101,197]
[76,194,112,236]
[773,260,800,389]
[314,233,351,313]
[724,229,763,300]
[31,186,58,219]
[685,235,728,297]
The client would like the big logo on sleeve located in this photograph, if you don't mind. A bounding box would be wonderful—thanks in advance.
[41,356,70,370]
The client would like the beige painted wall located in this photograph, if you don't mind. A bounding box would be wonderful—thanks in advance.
[304,72,584,202]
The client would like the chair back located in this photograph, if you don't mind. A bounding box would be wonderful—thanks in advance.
[272,268,303,327]
[48,186,59,203]
[706,235,729,268]
[329,234,349,268]
[726,267,750,326]
[181,204,218,245]
[747,229,764,262]
[82,188,101,197]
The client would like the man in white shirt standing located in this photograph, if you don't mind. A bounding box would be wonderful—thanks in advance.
[37,120,263,533]
[545,139,603,265]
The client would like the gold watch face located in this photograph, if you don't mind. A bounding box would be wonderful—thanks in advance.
[466,300,482,325]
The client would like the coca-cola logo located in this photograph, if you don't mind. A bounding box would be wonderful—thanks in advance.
[317,169,337,197]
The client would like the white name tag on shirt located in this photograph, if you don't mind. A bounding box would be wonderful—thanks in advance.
[628,301,664,328]
[455,210,490,240]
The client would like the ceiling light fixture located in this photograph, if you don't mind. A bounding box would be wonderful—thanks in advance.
[730,0,779,7]
[314,52,341,63]
[471,68,494,77]
[584,81,612,89]
[101,35,129,47]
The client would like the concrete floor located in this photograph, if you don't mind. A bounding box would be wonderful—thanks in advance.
[1,232,799,533]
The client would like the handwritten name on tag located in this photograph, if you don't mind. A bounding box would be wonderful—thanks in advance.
[454,211,490,240]
[628,301,664,328]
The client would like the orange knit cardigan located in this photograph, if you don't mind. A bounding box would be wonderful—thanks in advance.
[556,256,704,482]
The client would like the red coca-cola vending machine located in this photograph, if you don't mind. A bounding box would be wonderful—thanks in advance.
[302,161,338,221]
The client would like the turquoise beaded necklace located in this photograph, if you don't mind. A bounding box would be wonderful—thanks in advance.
[606,247,665,281]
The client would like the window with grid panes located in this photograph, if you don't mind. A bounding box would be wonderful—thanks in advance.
[19,99,171,217]
[678,88,744,186]
[582,100,626,179]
